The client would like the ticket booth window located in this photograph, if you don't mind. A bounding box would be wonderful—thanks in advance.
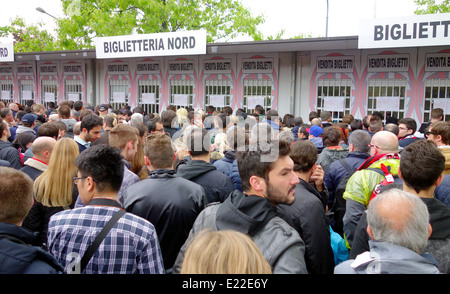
[204,79,231,112]
[316,79,351,122]
[367,79,406,122]
[242,79,272,114]
[169,79,194,109]
[65,79,83,101]
[19,79,35,105]
[109,79,130,111]
[41,79,58,108]
[424,79,450,122]
[0,80,13,103]
[138,79,160,115]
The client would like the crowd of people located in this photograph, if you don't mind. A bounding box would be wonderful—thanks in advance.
[0,99,449,274]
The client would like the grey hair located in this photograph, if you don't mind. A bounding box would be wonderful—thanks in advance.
[367,189,430,253]
[348,129,371,153]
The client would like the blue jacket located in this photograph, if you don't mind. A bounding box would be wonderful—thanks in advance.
[0,223,63,274]
[213,150,242,192]
[435,174,450,207]
[324,151,370,209]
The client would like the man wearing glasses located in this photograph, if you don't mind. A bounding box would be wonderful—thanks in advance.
[426,121,450,176]
[342,131,400,249]
[397,117,419,148]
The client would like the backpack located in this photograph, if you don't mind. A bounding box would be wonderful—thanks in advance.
[331,159,355,236]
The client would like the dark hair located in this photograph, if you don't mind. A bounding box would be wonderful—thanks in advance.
[322,126,341,147]
[58,105,71,119]
[254,104,265,115]
[80,114,103,132]
[350,118,363,131]
[290,140,317,172]
[400,140,445,193]
[74,144,124,193]
[38,122,59,138]
[215,113,229,130]
[237,139,290,192]
[185,128,210,157]
[146,117,162,132]
[161,109,177,128]
[398,117,417,133]
[144,133,174,169]
[430,121,450,145]
[73,100,83,111]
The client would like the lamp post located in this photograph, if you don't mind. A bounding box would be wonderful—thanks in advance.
[326,0,329,37]
[36,7,57,20]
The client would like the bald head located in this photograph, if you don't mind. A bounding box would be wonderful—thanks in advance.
[371,130,399,154]
[31,137,57,163]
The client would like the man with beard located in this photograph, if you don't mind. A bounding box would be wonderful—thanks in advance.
[173,139,308,274]
[74,114,103,153]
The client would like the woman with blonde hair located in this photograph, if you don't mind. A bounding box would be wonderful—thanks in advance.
[180,229,272,274]
[22,138,80,248]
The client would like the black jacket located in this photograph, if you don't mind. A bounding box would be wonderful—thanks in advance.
[0,223,63,274]
[123,169,206,271]
[177,159,235,204]
[0,140,21,169]
[277,178,335,274]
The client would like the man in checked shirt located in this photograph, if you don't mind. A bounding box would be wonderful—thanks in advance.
[47,145,165,274]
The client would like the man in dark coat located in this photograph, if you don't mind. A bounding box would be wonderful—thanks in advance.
[0,167,63,274]
[0,118,21,169]
[123,133,206,272]
[277,140,335,274]
[177,127,235,204]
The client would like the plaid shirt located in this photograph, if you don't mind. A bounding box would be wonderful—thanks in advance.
[47,204,165,274]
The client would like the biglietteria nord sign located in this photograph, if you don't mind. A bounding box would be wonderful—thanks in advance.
[95,30,207,59]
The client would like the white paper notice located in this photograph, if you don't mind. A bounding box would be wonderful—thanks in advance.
[433,99,450,113]
[44,92,55,102]
[67,93,79,102]
[141,93,156,104]
[376,96,400,111]
[1,90,10,100]
[323,97,345,111]
[247,96,265,109]
[22,90,32,100]
[209,95,225,107]
[173,94,189,106]
[113,92,126,103]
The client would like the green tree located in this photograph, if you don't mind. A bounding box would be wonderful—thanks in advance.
[0,17,62,52]
[414,0,450,14]
[58,0,266,50]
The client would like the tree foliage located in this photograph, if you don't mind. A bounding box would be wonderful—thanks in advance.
[57,0,265,49]
[414,0,450,14]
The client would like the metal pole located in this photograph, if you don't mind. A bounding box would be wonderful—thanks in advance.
[326,0,329,37]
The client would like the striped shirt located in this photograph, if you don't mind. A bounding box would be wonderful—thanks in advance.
[47,204,165,274]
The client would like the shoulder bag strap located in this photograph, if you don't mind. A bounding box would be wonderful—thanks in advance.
[78,209,126,273]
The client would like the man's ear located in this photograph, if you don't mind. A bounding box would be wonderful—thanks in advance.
[144,156,150,166]
[249,176,265,192]
[367,225,374,240]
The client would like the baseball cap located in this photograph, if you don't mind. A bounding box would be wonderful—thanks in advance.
[21,113,37,124]
[309,125,323,137]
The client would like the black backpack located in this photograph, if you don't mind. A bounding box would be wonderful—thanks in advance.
[331,159,355,236]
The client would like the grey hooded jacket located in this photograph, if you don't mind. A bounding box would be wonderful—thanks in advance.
[334,241,441,274]
[172,190,308,274]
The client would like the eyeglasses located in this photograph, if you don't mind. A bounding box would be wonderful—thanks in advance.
[425,131,435,139]
[368,144,379,149]
[73,176,98,185]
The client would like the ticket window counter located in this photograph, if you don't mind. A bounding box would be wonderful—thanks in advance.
[204,78,232,113]
[0,79,14,104]
[19,79,35,106]
[316,79,352,122]
[242,78,272,114]
[367,78,407,122]
[41,79,58,109]
[169,78,194,110]
[423,79,450,122]
[109,79,130,111]
[64,79,84,102]
[138,78,160,115]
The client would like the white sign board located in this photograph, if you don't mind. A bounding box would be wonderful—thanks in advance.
[323,97,346,112]
[173,94,189,106]
[113,92,126,103]
[433,99,450,113]
[95,30,207,59]
[0,43,14,62]
[376,96,400,111]
[209,95,225,107]
[141,93,156,104]
[22,90,33,100]
[44,92,55,102]
[359,12,450,49]
[247,96,265,109]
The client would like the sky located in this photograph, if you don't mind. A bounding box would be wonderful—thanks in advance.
[0,0,418,43]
